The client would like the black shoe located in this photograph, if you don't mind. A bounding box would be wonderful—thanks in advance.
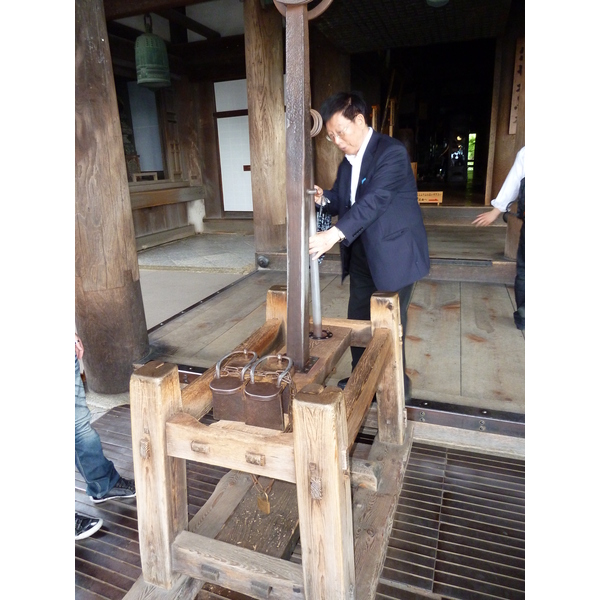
[337,377,349,390]
[514,308,525,330]
[90,477,136,503]
[75,513,103,540]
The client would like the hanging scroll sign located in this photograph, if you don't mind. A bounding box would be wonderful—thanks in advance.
[509,39,525,135]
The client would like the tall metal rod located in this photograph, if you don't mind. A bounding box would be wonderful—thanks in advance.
[308,191,323,339]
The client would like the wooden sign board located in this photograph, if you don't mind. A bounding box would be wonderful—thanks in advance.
[509,38,525,135]
[417,191,443,205]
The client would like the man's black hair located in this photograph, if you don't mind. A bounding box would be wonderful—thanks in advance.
[319,92,368,125]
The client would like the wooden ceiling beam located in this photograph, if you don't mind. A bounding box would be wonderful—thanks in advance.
[104,0,214,21]
[157,7,221,40]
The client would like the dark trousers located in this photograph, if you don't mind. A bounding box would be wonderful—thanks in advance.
[514,221,525,329]
[347,237,415,397]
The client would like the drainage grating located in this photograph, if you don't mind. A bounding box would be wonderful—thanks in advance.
[377,442,525,600]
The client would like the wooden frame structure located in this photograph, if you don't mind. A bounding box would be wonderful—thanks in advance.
[127,287,411,600]
[126,3,413,598]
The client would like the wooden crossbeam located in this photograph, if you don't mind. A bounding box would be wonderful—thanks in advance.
[172,532,304,599]
[166,412,296,482]
[344,328,392,446]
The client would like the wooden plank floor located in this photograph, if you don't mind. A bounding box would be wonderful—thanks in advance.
[77,224,525,599]
[407,280,524,412]
[76,406,524,600]
[146,270,524,414]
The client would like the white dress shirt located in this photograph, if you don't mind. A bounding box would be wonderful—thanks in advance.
[491,147,525,212]
[345,127,374,205]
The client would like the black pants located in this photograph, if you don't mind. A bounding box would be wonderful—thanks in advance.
[514,220,525,329]
[347,237,415,397]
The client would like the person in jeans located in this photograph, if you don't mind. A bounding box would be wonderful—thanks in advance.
[75,333,136,539]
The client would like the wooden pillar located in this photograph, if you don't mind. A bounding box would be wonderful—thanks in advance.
[284,3,313,370]
[371,293,405,445]
[293,386,355,599]
[488,0,525,260]
[75,0,148,393]
[266,284,288,334]
[130,361,188,589]
[244,0,287,254]
[310,28,351,191]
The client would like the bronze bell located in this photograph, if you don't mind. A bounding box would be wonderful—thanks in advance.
[244,355,293,431]
[209,350,256,422]
[135,14,171,89]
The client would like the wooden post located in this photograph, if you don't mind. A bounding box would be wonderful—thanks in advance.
[310,27,351,190]
[371,293,405,445]
[244,0,287,255]
[293,385,356,599]
[130,361,188,589]
[266,285,288,326]
[75,0,149,393]
[284,2,313,370]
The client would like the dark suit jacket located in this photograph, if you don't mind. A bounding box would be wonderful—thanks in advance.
[324,131,430,291]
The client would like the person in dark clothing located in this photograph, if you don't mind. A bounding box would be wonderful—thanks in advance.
[309,92,430,397]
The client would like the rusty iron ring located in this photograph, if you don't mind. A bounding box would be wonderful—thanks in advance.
[273,0,334,21]
[310,108,323,137]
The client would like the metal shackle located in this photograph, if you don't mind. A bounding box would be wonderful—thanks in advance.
[214,349,257,380]
[249,354,293,387]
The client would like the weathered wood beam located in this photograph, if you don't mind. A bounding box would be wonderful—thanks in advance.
[172,532,305,599]
[130,361,188,589]
[123,470,256,599]
[244,0,287,256]
[284,3,313,370]
[344,328,392,446]
[321,316,372,347]
[292,324,352,389]
[106,20,144,41]
[76,0,149,393]
[166,412,297,482]
[371,292,406,445]
[157,7,221,39]
[353,433,414,600]
[171,34,246,81]
[104,0,211,21]
[293,384,356,598]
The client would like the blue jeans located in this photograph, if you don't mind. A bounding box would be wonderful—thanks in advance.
[75,354,119,497]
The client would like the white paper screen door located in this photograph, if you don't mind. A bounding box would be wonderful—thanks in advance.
[214,80,253,212]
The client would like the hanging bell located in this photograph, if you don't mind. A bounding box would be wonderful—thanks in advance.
[135,14,171,89]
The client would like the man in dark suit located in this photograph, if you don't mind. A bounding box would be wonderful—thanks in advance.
[309,92,430,397]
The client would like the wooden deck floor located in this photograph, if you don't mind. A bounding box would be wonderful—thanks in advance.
[76,405,524,600]
[146,269,524,414]
[76,225,525,599]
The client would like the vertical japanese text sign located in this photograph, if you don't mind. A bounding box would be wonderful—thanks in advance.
[509,39,525,135]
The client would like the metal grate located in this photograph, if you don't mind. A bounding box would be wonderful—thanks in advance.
[377,442,525,600]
